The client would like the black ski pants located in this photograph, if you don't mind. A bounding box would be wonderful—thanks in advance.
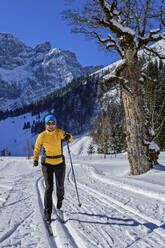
[42,162,66,214]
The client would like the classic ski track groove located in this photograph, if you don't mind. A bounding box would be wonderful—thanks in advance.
[67,164,144,247]
[68,165,165,241]
[36,176,57,248]
[76,162,165,203]
[90,168,165,202]
[66,167,132,247]
[0,157,165,247]
[37,176,85,248]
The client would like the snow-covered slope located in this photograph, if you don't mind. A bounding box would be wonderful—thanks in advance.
[0,136,165,247]
[0,112,94,156]
[0,112,40,156]
[0,33,102,111]
[0,76,121,156]
[91,39,165,78]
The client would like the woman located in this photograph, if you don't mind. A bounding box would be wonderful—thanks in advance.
[33,114,73,222]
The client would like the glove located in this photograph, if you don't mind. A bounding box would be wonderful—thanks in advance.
[64,133,71,142]
[33,160,38,167]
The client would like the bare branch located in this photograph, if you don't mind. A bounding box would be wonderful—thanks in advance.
[133,0,141,34]
[104,74,133,95]
[144,45,165,59]
[94,32,124,58]
[103,59,127,82]
[138,28,165,48]
[98,0,135,39]
[106,42,123,57]
[140,72,156,84]
[94,32,114,43]
[98,0,117,22]
[141,0,150,37]
[125,0,131,26]
[104,74,125,84]
[103,59,132,94]
[160,0,165,27]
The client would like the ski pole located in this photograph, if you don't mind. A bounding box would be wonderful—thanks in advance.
[66,142,82,207]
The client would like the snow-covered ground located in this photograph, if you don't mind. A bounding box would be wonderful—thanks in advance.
[0,136,165,248]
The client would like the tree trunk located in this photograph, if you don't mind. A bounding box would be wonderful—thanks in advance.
[123,91,149,174]
[122,47,159,175]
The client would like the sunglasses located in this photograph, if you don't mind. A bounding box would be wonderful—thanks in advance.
[47,121,56,126]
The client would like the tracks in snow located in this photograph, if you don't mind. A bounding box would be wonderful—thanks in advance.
[1,157,165,248]
[0,169,43,248]
[67,163,165,248]
[36,175,87,248]
[36,161,165,248]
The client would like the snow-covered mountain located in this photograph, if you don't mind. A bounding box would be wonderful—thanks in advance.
[0,33,102,111]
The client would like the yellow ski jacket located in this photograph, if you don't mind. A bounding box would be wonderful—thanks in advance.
[33,128,73,165]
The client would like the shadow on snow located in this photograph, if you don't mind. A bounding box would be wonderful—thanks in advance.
[64,211,165,232]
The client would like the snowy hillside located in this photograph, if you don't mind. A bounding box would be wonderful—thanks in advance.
[0,112,95,156]
[0,112,42,156]
[0,75,121,157]
[91,39,165,78]
[0,135,165,247]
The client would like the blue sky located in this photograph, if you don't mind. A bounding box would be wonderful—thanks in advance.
[0,0,119,66]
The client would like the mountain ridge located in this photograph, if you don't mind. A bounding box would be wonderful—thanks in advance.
[0,33,102,111]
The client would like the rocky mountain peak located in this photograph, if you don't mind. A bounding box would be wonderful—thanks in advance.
[0,32,33,69]
[34,41,52,53]
[0,33,102,111]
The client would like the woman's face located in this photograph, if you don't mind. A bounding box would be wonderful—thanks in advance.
[46,120,56,132]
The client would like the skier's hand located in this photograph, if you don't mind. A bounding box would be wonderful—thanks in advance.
[64,133,71,142]
[33,160,38,167]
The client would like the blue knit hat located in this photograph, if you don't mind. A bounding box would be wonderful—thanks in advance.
[45,114,56,124]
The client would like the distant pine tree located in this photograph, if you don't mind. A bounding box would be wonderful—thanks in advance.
[144,60,165,151]
[87,144,95,155]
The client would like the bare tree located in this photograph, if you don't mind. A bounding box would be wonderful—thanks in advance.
[90,112,113,158]
[63,0,165,175]
[24,139,32,159]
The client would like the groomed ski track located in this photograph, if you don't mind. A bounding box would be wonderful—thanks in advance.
[36,175,87,248]
[0,154,165,247]
[36,160,165,248]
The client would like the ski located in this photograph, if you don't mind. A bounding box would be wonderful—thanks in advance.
[44,219,53,236]
[57,209,65,223]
